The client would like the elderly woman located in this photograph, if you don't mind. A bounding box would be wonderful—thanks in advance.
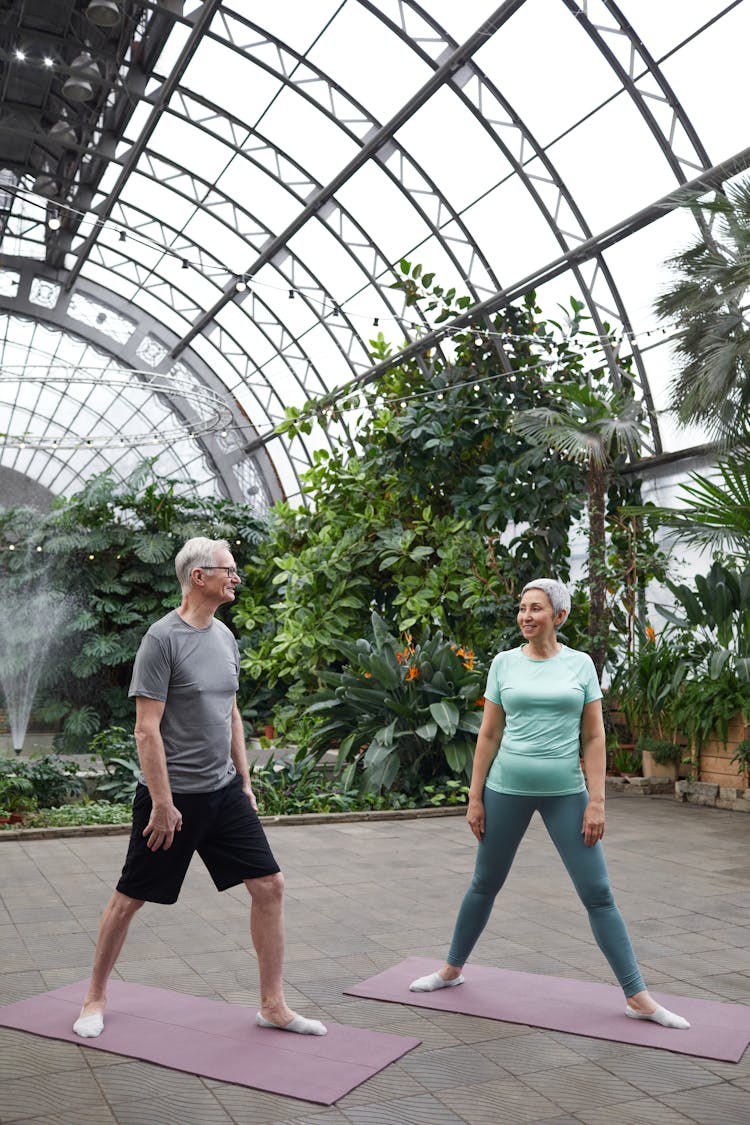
[410,578,689,1029]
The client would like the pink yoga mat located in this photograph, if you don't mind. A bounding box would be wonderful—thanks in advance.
[0,979,420,1105]
[345,957,750,1063]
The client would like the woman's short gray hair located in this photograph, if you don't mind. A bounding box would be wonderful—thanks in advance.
[521,578,571,625]
[174,537,231,593]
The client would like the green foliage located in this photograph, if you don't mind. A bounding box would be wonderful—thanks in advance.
[0,462,264,747]
[609,744,642,776]
[658,559,750,683]
[654,177,750,443]
[303,612,486,794]
[672,671,748,748]
[237,287,602,719]
[610,626,691,742]
[0,754,83,808]
[511,376,646,675]
[625,456,750,563]
[731,739,750,774]
[12,801,133,829]
[0,769,36,812]
[248,754,415,815]
[89,726,140,802]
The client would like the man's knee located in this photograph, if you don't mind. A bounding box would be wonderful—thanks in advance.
[109,891,145,921]
[244,871,285,906]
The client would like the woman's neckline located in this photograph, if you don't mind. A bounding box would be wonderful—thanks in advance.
[519,642,564,662]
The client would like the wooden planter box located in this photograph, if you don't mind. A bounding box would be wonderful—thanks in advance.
[641,750,679,782]
[699,713,749,789]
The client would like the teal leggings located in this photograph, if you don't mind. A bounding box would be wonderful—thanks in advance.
[447,788,646,997]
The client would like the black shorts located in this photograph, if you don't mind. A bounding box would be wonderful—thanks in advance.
[116,774,280,904]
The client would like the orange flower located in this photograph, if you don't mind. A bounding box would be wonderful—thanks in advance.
[406,665,420,680]
[363,671,372,678]
[645,625,656,642]
[475,697,485,707]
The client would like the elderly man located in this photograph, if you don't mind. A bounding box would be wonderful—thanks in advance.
[73,536,325,1038]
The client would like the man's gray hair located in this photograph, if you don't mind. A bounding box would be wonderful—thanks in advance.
[175,537,231,593]
[521,578,571,626]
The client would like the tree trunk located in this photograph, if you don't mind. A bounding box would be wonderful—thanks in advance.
[587,460,609,678]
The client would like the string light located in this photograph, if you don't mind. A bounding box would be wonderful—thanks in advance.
[3,183,679,360]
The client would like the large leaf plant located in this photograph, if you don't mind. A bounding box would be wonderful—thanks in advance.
[303,612,486,794]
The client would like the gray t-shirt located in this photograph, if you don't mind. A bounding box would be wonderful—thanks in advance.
[128,609,240,793]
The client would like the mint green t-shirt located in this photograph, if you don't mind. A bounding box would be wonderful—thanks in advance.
[484,645,602,796]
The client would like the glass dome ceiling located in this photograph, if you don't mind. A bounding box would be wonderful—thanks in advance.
[1,0,747,508]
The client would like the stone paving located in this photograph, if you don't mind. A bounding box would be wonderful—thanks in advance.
[1,794,749,1124]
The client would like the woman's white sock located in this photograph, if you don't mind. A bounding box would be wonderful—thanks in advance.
[625,1004,690,1030]
[409,971,465,992]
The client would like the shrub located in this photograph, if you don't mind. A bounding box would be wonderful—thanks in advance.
[89,726,140,803]
[0,754,83,808]
[304,612,486,794]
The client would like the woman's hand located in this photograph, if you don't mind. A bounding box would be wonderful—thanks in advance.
[582,798,605,847]
[467,795,485,841]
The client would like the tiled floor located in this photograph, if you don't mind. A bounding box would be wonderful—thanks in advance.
[1,794,749,1124]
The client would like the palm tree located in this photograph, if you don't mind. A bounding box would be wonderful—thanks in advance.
[511,382,644,676]
[655,177,750,444]
[626,455,750,563]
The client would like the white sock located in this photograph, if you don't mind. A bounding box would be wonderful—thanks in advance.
[409,971,465,992]
[625,1004,690,1030]
[73,1011,104,1038]
[256,1012,327,1035]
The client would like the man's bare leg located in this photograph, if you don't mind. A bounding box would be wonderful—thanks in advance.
[73,891,144,1036]
[245,873,326,1035]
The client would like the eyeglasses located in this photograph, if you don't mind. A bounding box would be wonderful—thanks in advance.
[200,566,239,577]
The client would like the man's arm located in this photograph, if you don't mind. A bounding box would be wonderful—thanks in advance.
[230,698,257,811]
[133,696,183,850]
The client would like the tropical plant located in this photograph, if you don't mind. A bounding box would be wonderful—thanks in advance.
[235,283,607,726]
[672,670,748,750]
[731,739,750,775]
[89,726,141,802]
[625,455,750,562]
[658,559,750,683]
[304,612,486,793]
[0,462,264,748]
[654,177,750,444]
[610,624,691,743]
[0,772,36,813]
[511,377,646,675]
[0,754,83,807]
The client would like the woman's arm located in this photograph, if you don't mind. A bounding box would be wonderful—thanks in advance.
[466,700,505,841]
[580,698,606,846]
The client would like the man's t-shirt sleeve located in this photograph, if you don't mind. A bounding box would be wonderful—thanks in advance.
[128,633,171,700]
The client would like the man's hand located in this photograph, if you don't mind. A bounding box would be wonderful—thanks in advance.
[242,780,258,812]
[142,802,183,851]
